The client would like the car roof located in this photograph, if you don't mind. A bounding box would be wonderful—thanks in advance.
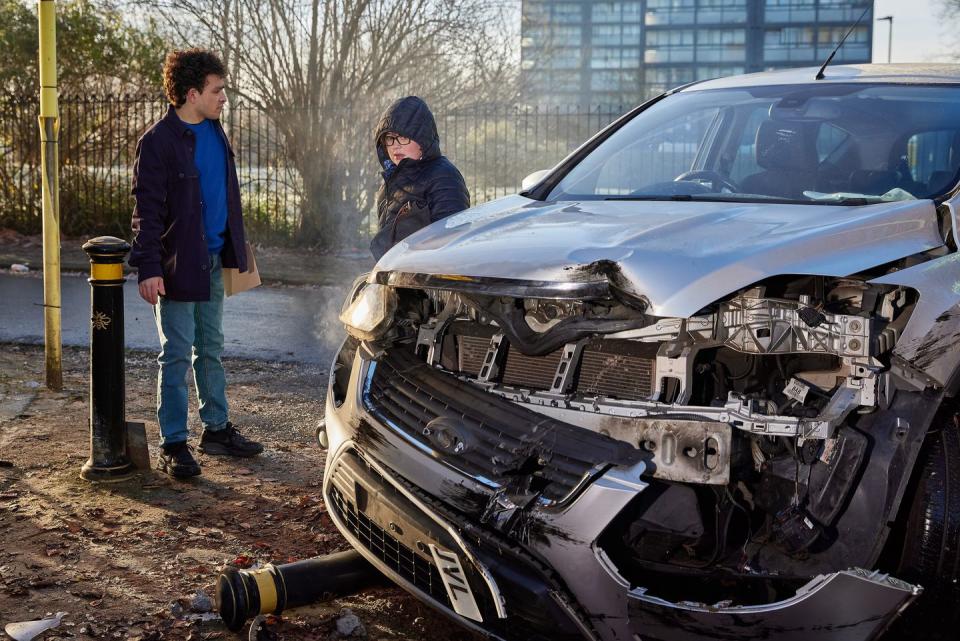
[684,64,960,92]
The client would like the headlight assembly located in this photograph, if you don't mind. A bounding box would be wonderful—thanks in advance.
[339,283,397,341]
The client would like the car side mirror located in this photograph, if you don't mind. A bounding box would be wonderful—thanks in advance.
[521,169,551,192]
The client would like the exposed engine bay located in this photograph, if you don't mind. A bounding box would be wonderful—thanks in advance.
[354,272,921,604]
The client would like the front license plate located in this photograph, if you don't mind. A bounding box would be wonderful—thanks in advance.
[429,543,484,622]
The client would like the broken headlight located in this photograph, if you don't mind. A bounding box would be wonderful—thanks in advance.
[339,283,397,341]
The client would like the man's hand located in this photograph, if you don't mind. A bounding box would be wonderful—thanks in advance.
[139,276,165,305]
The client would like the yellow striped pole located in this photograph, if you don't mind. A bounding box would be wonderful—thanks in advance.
[38,0,62,390]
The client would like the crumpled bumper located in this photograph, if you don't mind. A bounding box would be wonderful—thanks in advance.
[322,344,920,641]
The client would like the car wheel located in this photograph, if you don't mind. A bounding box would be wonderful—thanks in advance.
[888,410,960,640]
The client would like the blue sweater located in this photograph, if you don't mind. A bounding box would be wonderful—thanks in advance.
[185,118,228,253]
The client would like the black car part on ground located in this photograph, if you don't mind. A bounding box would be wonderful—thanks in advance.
[215,550,386,631]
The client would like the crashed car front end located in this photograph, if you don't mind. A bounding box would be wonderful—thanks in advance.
[321,68,960,641]
[323,252,947,639]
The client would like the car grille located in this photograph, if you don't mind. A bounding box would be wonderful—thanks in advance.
[327,456,452,607]
[364,347,642,504]
[457,335,656,400]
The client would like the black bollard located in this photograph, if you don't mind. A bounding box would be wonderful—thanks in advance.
[216,549,386,631]
[80,236,134,482]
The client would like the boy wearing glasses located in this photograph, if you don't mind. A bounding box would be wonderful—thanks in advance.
[370,96,470,259]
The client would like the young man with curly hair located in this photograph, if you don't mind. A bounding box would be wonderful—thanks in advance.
[129,48,263,478]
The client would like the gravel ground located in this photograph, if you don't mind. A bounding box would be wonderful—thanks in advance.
[0,343,479,641]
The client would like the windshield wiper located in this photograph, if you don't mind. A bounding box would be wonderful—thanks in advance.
[603,194,805,204]
[605,195,694,201]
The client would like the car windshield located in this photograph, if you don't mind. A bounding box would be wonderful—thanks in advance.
[548,83,960,205]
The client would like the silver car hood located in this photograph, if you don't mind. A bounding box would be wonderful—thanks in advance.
[374,195,943,317]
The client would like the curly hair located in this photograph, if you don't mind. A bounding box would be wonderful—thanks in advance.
[162,49,226,107]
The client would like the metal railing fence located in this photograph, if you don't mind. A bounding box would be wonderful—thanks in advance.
[0,96,628,247]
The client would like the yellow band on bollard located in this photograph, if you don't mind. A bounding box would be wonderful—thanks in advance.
[252,568,278,614]
[91,263,122,281]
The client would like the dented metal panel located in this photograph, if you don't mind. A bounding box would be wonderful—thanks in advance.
[374,197,941,318]
[872,251,960,386]
[627,569,920,641]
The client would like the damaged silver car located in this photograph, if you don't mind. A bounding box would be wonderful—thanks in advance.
[324,64,960,641]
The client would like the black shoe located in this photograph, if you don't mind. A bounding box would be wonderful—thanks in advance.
[198,422,264,458]
[157,442,202,478]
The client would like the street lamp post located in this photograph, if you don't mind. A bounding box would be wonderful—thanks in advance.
[878,15,893,64]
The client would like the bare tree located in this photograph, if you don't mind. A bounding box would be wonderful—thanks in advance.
[137,0,519,250]
[934,2,960,61]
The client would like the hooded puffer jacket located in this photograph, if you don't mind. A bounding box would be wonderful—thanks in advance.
[370,96,470,259]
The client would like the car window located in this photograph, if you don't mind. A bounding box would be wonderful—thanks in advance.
[729,106,769,183]
[591,108,719,196]
[730,114,847,184]
[547,83,960,204]
[906,130,960,191]
[816,123,849,162]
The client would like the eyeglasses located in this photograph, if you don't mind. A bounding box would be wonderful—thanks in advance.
[382,133,412,147]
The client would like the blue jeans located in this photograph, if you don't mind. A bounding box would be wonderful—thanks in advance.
[154,253,228,447]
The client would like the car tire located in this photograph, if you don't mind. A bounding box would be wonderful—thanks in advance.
[888,410,960,640]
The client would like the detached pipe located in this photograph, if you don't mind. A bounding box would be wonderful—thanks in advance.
[216,549,386,631]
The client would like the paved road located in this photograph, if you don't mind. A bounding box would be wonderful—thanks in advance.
[0,272,351,366]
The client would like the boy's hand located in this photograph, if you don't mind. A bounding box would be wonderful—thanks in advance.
[139,277,166,305]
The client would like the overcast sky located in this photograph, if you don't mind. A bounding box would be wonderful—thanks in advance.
[872,0,957,62]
